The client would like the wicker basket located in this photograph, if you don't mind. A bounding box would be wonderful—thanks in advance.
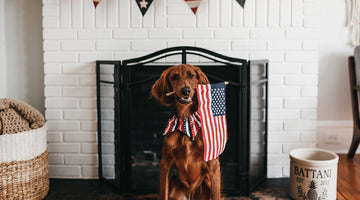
[0,125,49,200]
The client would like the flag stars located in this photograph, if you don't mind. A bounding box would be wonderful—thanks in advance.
[211,87,226,116]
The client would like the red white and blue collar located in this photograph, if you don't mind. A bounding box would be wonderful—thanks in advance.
[163,112,201,140]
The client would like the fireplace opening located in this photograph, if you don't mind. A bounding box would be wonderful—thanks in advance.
[96,46,268,196]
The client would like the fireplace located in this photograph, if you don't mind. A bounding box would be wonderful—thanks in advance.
[96,46,268,196]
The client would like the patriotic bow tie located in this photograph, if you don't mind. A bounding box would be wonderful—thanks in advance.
[163,112,201,140]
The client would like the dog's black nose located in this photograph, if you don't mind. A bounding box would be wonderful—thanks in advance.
[180,87,191,96]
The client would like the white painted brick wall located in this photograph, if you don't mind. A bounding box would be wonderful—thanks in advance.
[43,0,319,179]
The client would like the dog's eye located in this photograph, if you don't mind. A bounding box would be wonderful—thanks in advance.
[188,73,194,79]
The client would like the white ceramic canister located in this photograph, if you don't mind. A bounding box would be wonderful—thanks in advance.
[289,148,339,200]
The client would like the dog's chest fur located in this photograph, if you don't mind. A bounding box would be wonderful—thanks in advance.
[164,131,208,190]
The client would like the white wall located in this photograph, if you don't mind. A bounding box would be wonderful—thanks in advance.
[0,0,6,98]
[318,0,353,121]
[43,0,320,179]
[317,0,358,153]
[2,0,44,113]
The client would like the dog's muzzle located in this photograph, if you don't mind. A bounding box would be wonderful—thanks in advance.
[177,87,192,104]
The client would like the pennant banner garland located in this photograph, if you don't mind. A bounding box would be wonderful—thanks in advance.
[92,0,246,15]
[236,0,246,8]
[136,0,154,16]
[184,0,203,14]
[93,0,103,8]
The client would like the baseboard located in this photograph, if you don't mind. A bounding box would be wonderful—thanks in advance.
[317,120,353,127]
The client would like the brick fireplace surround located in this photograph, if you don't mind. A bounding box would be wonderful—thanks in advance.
[43,0,319,179]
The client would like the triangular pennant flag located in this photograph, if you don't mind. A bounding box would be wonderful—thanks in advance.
[136,0,154,16]
[93,0,103,8]
[236,0,246,8]
[184,0,203,14]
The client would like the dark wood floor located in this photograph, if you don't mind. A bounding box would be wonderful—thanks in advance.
[44,178,290,200]
[43,154,360,200]
[337,154,360,200]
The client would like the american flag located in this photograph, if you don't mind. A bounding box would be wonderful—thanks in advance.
[184,0,202,14]
[196,83,228,162]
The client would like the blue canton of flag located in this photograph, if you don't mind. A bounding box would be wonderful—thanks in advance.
[210,84,226,117]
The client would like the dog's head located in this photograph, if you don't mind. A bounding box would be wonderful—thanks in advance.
[151,64,209,107]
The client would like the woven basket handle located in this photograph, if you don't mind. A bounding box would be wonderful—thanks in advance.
[0,98,45,130]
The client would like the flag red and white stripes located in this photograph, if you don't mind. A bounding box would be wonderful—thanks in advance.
[196,83,228,162]
[184,0,202,14]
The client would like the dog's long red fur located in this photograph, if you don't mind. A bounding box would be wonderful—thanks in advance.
[151,64,222,200]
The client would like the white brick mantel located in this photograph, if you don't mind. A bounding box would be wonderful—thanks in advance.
[43,0,320,178]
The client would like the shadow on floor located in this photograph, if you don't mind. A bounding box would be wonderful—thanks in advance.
[44,178,291,200]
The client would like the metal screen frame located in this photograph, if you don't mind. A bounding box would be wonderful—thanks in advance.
[96,46,268,196]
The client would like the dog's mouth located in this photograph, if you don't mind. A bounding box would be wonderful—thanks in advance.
[176,95,192,104]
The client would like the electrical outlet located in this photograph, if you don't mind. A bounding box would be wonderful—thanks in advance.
[324,132,341,144]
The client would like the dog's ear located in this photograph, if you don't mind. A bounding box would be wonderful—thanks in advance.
[193,66,209,84]
[151,68,173,106]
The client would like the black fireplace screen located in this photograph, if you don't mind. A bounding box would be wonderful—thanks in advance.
[96,46,268,196]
